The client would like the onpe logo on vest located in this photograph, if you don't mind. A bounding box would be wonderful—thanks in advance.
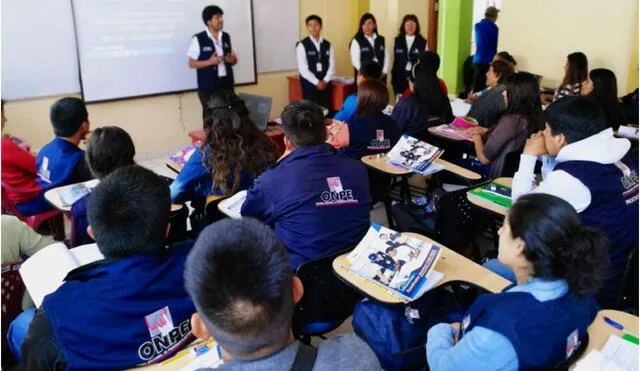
[616,161,639,205]
[368,130,391,150]
[38,157,52,184]
[316,176,359,207]
[461,314,471,337]
[565,329,579,359]
[138,307,191,363]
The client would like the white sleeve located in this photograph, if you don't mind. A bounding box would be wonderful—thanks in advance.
[531,170,592,213]
[382,44,390,74]
[296,43,319,85]
[512,154,538,201]
[324,45,336,82]
[187,36,200,60]
[350,40,361,71]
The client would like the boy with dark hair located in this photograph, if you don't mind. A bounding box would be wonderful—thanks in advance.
[185,218,380,370]
[188,4,238,123]
[333,60,383,123]
[241,100,372,269]
[19,166,196,370]
[296,14,335,108]
[36,97,93,191]
[70,126,136,245]
[491,96,638,305]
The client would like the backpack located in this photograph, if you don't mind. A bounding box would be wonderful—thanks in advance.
[352,288,463,371]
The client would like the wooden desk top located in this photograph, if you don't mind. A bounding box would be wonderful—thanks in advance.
[360,155,481,180]
[45,180,183,213]
[333,232,511,304]
[466,177,513,216]
[427,126,472,142]
[571,310,639,370]
[166,158,183,173]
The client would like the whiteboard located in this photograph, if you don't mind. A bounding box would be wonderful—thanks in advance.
[1,0,81,100]
[252,0,299,73]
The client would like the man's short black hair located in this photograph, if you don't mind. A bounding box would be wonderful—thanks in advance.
[305,14,322,26]
[359,60,383,80]
[202,5,224,25]
[281,100,326,147]
[86,126,136,179]
[184,218,293,357]
[545,96,608,144]
[50,97,88,137]
[88,166,170,258]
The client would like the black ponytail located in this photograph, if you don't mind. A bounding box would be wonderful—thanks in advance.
[508,193,609,296]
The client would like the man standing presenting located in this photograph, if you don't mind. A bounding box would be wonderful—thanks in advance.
[472,6,499,93]
[296,15,336,108]
[187,5,238,123]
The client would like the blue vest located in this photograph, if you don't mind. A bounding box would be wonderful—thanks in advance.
[391,35,426,94]
[343,113,401,159]
[460,291,598,370]
[241,145,373,269]
[298,36,331,82]
[36,137,85,191]
[353,34,386,68]
[43,242,196,370]
[195,31,234,91]
[473,19,499,64]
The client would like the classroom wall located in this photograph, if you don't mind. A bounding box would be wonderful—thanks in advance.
[498,0,639,94]
[4,0,357,157]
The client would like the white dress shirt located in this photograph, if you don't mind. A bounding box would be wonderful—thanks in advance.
[405,34,416,52]
[187,28,229,77]
[296,36,336,85]
[350,33,390,74]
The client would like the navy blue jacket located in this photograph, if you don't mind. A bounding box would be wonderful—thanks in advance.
[36,137,92,191]
[460,291,598,370]
[352,34,386,68]
[343,113,401,159]
[473,19,498,64]
[241,144,372,269]
[195,31,234,91]
[33,242,196,370]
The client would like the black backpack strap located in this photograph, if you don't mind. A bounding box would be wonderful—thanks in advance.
[290,343,318,371]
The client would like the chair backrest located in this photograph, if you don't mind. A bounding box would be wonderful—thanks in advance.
[237,93,272,132]
[293,248,362,333]
[500,150,523,178]
[616,244,639,311]
[1,261,26,343]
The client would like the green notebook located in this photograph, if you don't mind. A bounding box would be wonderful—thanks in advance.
[467,182,513,209]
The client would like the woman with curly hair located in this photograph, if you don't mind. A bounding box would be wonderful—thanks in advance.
[170,91,277,203]
[427,193,608,370]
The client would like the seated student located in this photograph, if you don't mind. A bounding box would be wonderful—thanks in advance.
[1,215,54,265]
[1,100,50,216]
[241,100,372,269]
[505,96,638,306]
[18,166,196,370]
[427,193,607,371]
[333,60,382,123]
[581,68,624,130]
[493,51,517,69]
[184,218,381,370]
[391,51,453,134]
[620,88,638,124]
[170,91,277,203]
[467,59,515,128]
[339,79,401,158]
[400,51,449,100]
[464,72,544,178]
[70,126,136,246]
[36,97,93,191]
[553,52,588,101]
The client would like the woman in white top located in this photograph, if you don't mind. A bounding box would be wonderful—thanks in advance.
[350,13,389,82]
[391,14,428,97]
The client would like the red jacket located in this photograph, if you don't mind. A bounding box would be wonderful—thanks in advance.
[2,136,43,204]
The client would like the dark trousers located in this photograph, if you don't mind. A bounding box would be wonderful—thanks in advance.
[472,63,490,93]
[198,77,234,128]
[300,78,331,108]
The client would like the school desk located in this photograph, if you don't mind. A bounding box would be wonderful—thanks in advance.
[332,232,512,304]
[570,310,639,370]
[466,177,513,216]
[360,154,482,180]
[45,180,184,213]
[188,122,286,156]
[287,76,357,112]
[131,338,221,370]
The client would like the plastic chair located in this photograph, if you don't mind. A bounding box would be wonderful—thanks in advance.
[1,261,26,347]
[615,245,639,313]
[293,248,362,344]
[1,184,64,241]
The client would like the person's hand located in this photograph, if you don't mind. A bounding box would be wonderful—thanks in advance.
[450,322,461,343]
[317,81,328,91]
[465,94,478,103]
[208,54,223,66]
[463,126,487,136]
[523,131,548,157]
[224,52,237,65]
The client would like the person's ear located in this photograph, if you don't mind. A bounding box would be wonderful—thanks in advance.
[513,237,527,257]
[292,275,304,305]
[191,313,211,339]
[555,133,567,149]
[87,225,95,240]
[284,136,296,152]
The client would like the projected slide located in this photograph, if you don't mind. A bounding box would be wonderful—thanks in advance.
[72,0,256,102]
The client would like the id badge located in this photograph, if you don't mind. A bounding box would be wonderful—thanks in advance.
[373,57,379,63]
[316,62,323,72]
[405,61,412,71]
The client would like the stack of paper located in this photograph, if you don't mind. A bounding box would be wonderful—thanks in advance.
[385,134,444,176]
[218,190,247,219]
[574,335,638,371]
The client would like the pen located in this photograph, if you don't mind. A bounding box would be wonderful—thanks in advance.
[604,316,640,344]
